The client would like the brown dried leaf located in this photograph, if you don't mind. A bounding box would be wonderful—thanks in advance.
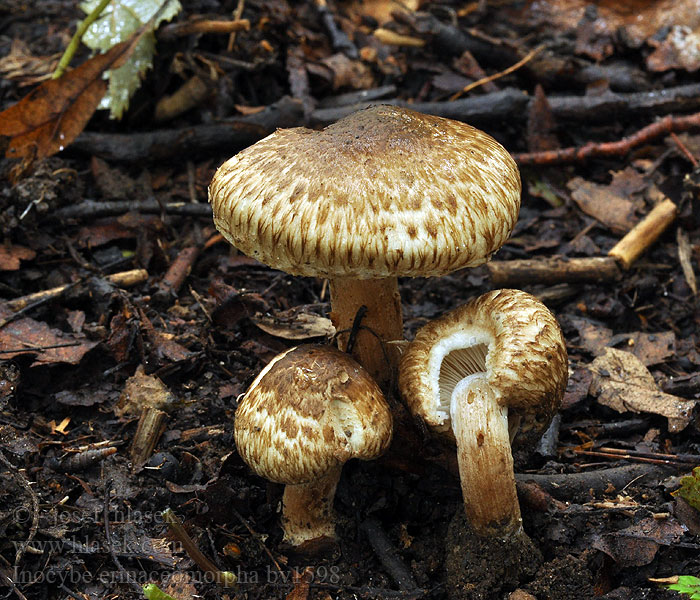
[568,168,646,234]
[647,25,700,72]
[526,84,559,153]
[0,305,97,366]
[0,244,35,271]
[592,517,685,567]
[589,347,697,432]
[115,365,178,417]
[0,31,146,162]
[251,310,335,340]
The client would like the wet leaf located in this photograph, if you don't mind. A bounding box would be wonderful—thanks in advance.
[672,466,700,511]
[80,0,182,119]
[568,168,646,234]
[0,34,146,162]
[0,306,98,366]
[589,347,697,432]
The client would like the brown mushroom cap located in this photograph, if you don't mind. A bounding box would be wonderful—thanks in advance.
[209,105,521,279]
[234,344,393,485]
[399,289,568,446]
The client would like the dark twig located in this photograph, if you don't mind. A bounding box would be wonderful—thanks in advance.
[345,305,367,355]
[52,200,212,221]
[315,0,358,58]
[360,517,419,591]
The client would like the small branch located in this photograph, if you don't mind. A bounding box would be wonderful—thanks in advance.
[162,508,237,586]
[159,18,249,39]
[487,256,621,287]
[608,199,678,268]
[3,268,148,313]
[52,0,111,79]
[449,45,543,101]
[360,517,419,592]
[514,111,700,166]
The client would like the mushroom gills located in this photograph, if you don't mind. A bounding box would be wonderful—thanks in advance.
[437,342,489,421]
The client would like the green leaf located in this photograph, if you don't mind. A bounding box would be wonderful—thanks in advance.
[143,583,179,600]
[79,0,181,119]
[665,575,700,598]
[672,467,700,511]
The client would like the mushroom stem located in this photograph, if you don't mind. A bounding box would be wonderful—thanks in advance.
[451,374,522,538]
[329,277,403,388]
[281,464,343,546]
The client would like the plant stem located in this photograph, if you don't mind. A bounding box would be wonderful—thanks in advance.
[52,0,112,79]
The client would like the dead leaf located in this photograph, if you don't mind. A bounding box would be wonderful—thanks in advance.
[0,305,98,366]
[527,84,559,152]
[0,27,149,162]
[345,0,419,24]
[568,168,646,234]
[568,316,613,354]
[0,244,35,271]
[592,517,685,567]
[115,365,178,417]
[251,310,335,340]
[589,347,697,432]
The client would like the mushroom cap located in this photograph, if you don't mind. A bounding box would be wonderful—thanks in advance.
[234,344,393,485]
[209,105,520,279]
[399,289,567,448]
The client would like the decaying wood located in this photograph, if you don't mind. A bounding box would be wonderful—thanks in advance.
[5,268,148,312]
[71,96,304,162]
[159,18,250,39]
[53,200,212,221]
[130,406,167,470]
[515,464,671,503]
[487,257,621,287]
[608,199,678,268]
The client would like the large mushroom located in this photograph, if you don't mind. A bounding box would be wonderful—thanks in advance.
[234,344,392,549]
[209,105,520,387]
[399,289,568,539]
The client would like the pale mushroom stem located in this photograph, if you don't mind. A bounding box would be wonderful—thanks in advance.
[451,376,523,538]
[329,278,403,389]
[281,464,343,546]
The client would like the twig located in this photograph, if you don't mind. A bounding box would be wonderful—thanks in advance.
[159,18,250,39]
[227,0,246,51]
[53,200,212,220]
[2,268,148,314]
[52,0,111,79]
[573,449,690,467]
[449,45,543,101]
[316,0,358,58]
[162,508,237,586]
[228,505,284,577]
[360,517,418,591]
[0,342,82,355]
[153,247,201,303]
[0,450,39,567]
[514,110,700,166]
[670,132,698,166]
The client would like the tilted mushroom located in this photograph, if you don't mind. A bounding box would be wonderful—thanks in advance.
[399,289,568,539]
[234,344,392,548]
[209,105,520,387]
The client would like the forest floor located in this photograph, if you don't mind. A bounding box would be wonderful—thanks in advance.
[0,1,699,599]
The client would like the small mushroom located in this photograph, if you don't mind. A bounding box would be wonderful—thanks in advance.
[209,105,520,387]
[234,344,392,548]
[399,289,567,539]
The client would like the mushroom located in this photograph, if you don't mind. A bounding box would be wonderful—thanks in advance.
[398,289,567,539]
[234,344,392,548]
[209,105,520,387]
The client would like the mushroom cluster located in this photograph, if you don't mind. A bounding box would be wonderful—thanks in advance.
[209,104,521,387]
[233,344,392,548]
[399,289,568,539]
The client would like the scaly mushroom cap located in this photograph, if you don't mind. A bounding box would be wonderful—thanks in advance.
[399,289,568,448]
[209,105,520,279]
[234,344,393,485]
